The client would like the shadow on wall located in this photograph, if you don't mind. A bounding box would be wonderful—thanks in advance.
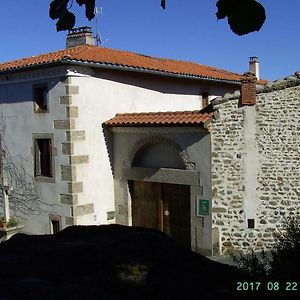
[102,124,114,176]
[0,78,63,105]
[92,68,236,96]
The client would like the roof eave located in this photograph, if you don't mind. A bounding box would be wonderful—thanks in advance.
[0,61,65,76]
[0,59,241,85]
[61,59,241,85]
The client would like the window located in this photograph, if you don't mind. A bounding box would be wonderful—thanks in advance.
[33,85,48,112]
[34,138,52,177]
[51,219,61,234]
[202,92,209,108]
[49,215,61,234]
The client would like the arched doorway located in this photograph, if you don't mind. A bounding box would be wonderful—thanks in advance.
[129,139,191,248]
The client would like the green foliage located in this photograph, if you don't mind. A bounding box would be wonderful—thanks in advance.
[76,0,95,20]
[0,216,18,228]
[49,0,266,35]
[216,0,266,35]
[117,263,148,285]
[49,0,95,31]
[269,215,300,280]
[7,216,18,228]
[232,215,300,280]
[231,249,269,279]
[55,9,76,31]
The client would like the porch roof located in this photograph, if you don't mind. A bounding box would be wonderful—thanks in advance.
[104,107,214,127]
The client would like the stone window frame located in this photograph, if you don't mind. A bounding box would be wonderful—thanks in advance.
[32,133,56,183]
[33,83,49,113]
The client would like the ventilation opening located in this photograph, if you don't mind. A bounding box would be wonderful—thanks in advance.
[247,219,255,229]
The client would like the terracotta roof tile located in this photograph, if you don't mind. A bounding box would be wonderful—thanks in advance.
[104,108,214,127]
[0,45,243,82]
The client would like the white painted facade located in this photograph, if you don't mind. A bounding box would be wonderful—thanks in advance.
[0,50,239,235]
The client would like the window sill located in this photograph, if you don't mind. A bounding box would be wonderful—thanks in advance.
[34,176,55,183]
[34,109,49,114]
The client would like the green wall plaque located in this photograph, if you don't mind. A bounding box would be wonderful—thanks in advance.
[107,211,115,220]
[197,198,209,216]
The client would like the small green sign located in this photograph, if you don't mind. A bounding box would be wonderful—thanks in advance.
[107,211,115,220]
[197,198,209,216]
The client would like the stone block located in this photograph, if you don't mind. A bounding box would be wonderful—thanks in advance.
[69,155,89,165]
[66,106,79,118]
[66,131,85,141]
[61,165,76,181]
[68,181,83,193]
[62,143,74,155]
[72,203,94,217]
[66,85,79,95]
[54,119,75,130]
[212,207,227,213]
[65,216,77,225]
[63,77,72,84]
[60,194,78,205]
[60,95,72,105]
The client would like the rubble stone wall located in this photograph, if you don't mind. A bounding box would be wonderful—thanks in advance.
[209,75,300,254]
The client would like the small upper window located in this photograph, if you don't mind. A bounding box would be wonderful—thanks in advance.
[34,138,52,177]
[34,85,48,112]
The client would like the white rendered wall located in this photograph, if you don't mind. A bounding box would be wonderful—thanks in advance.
[69,67,238,225]
[0,68,70,234]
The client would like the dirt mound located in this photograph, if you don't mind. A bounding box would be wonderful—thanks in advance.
[0,225,250,300]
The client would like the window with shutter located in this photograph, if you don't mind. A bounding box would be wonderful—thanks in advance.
[34,138,52,177]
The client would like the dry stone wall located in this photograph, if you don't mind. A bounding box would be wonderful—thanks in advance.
[209,74,300,254]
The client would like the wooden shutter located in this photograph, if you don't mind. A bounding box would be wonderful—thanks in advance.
[34,139,41,176]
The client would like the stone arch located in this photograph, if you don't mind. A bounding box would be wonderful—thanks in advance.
[128,136,190,170]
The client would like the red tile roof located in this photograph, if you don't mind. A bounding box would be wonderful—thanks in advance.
[0,45,242,82]
[104,109,214,127]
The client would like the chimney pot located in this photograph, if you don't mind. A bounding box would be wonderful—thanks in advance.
[249,56,260,80]
[66,26,95,48]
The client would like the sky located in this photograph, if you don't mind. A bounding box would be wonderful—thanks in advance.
[0,0,298,81]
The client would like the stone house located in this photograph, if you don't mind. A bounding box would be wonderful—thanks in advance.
[0,27,242,238]
[105,72,299,255]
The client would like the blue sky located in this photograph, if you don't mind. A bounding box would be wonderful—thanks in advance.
[0,0,298,80]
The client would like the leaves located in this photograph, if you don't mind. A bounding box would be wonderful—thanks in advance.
[76,0,95,21]
[50,0,95,31]
[56,10,76,31]
[49,0,267,35]
[49,0,69,20]
[216,0,266,35]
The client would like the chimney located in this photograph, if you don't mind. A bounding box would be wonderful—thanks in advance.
[240,72,257,106]
[66,26,95,48]
[249,56,260,80]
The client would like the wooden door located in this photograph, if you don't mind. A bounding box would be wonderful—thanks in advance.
[129,181,191,248]
[130,181,161,230]
[162,183,191,248]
